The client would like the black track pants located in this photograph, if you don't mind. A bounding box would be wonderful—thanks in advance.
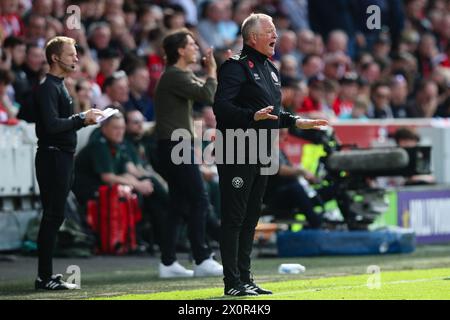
[35,149,74,280]
[217,163,268,289]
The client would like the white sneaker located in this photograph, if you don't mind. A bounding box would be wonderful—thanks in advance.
[159,261,194,278]
[194,258,223,277]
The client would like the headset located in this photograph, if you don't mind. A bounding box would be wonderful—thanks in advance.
[56,58,75,70]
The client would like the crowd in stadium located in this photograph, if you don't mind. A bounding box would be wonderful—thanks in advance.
[0,0,449,125]
[0,0,449,257]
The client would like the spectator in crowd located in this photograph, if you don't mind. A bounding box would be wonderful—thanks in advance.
[154,28,222,278]
[124,63,154,121]
[416,33,441,78]
[16,43,46,122]
[390,74,410,118]
[430,66,450,106]
[373,33,392,63]
[87,22,112,61]
[273,29,297,62]
[357,76,371,100]
[23,0,53,21]
[73,112,153,206]
[0,0,24,38]
[322,79,340,116]
[123,109,156,175]
[355,51,374,74]
[404,0,429,33]
[0,68,16,124]
[72,78,93,114]
[198,0,238,50]
[95,47,121,88]
[323,52,350,81]
[134,4,164,54]
[24,14,47,48]
[279,55,299,82]
[170,0,199,27]
[146,28,165,97]
[333,72,359,117]
[339,96,369,120]
[106,14,136,53]
[437,12,450,50]
[123,109,168,253]
[3,35,26,73]
[103,0,125,19]
[295,29,317,61]
[94,70,129,110]
[435,95,450,118]
[399,29,421,54]
[61,15,89,52]
[123,1,138,33]
[390,51,419,92]
[281,77,305,112]
[298,75,331,119]
[367,81,394,119]
[407,80,440,118]
[360,61,381,85]
[3,36,26,103]
[326,30,349,54]
[300,54,323,81]
[163,7,187,31]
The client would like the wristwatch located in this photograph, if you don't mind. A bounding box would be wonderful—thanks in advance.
[79,112,86,120]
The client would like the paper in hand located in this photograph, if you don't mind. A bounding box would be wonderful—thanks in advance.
[96,108,119,123]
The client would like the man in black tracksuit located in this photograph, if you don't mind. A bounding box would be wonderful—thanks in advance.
[34,36,102,290]
[213,14,328,296]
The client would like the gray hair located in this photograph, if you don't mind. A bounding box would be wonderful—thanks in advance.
[241,13,272,43]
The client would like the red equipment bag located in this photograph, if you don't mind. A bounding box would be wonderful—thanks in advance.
[86,184,142,255]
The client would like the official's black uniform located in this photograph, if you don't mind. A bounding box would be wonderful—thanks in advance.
[213,44,299,290]
[35,73,85,280]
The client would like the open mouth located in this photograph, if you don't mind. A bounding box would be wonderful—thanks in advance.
[269,42,275,48]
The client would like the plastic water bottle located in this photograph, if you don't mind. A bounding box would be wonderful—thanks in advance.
[278,264,306,274]
[299,176,317,198]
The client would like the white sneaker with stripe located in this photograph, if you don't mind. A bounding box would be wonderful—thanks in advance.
[35,274,79,290]
[225,285,258,296]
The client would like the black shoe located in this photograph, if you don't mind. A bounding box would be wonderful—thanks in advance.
[243,282,272,295]
[224,284,258,296]
[35,274,78,290]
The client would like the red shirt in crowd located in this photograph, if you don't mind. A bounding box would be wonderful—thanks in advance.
[297,96,321,114]
[333,98,354,117]
[147,54,164,97]
[0,13,23,38]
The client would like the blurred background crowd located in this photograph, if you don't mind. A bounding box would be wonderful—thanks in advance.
[0,0,449,253]
[0,0,449,125]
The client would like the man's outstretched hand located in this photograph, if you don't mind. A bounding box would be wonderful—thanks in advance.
[254,106,278,121]
[295,118,328,130]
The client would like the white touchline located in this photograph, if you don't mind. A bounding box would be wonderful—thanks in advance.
[208,276,445,300]
[252,277,446,299]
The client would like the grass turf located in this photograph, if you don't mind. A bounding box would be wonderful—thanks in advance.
[1,244,449,300]
[97,268,450,300]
